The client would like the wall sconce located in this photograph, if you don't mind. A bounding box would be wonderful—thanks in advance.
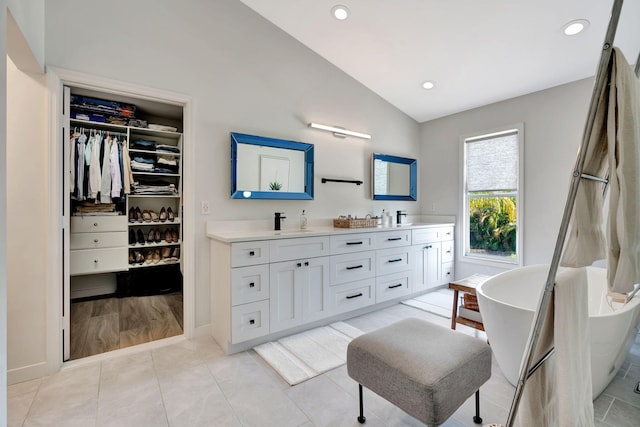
[308,122,372,140]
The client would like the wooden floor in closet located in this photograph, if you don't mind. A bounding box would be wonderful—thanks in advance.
[69,292,183,360]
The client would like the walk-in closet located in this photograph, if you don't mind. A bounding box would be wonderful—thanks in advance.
[65,87,184,360]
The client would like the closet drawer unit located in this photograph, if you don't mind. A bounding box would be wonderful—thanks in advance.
[269,236,330,262]
[71,215,127,233]
[231,264,270,306]
[376,271,412,303]
[330,233,376,255]
[412,228,440,245]
[70,248,128,276]
[376,230,411,249]
[442,240,454,263]
[330,251,376,285]
[329,278,374,315]
[231,241,270,267]
[376,247,412,275]
[231,299,270,343]
[70,231,128,250]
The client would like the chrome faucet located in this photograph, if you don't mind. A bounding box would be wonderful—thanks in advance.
[274,212,286,231]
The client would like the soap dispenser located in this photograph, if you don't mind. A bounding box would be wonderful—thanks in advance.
[300,210,308,230]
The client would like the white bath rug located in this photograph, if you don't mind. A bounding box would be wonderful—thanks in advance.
[401,288,454,318]
[254,322,363,386]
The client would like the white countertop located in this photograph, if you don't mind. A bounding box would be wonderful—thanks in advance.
[206,220,455,243]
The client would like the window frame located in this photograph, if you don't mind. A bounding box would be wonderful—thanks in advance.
[460,123,524,267]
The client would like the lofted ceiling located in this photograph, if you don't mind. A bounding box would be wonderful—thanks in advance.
[239,0,640,123]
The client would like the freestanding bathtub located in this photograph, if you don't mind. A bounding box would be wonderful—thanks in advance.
[476,264,640,398]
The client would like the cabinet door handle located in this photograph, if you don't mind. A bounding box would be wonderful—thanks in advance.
[346,265,363,270]
[388,283,403,289]
[346,241,363,246]
[388,258,403,263]
[387,237,402,241]
[249,250,255,257]
[93,222,99,227]
[94,260,98,264]
[249,319,255,325]
[446,250,452,254]
[297,262,302,267]
[94,239,99,243]
[249,282,255,288]
[424,245,432,249]
[304,261,309,266]
[346,293,363,299]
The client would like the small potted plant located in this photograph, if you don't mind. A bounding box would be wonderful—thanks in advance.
[269,181,282,191]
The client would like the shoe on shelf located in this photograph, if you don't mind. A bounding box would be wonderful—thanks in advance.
[134,250,144,264]
[154,229,162,243]
[171,247,180,262]
[165,229,172,243]
[159,207,167,222]
[136,229,145,245]
[128,207,136,223]
[150,210,159,222]
[171,229,179,243]
[167,206,175,222]
[161,247,172,262]
[129,252,135,264]
[144,250,153,264]
[147,228,156,243]
[135,207,143,222]
[142,209,152,222]
[129,229,136,245]
[152,249,161,264]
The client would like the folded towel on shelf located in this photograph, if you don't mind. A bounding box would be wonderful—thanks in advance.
[562,47,640,294]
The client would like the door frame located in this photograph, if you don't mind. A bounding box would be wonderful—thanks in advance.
[46,67,195,372]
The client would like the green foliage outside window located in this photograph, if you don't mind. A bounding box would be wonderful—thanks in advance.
[469,196,517,257]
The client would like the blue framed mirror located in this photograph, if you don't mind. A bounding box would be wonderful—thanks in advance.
[231,132,314,200]
[372,153,417,201]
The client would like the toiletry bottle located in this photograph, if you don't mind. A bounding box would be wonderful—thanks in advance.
[300,210,308,230]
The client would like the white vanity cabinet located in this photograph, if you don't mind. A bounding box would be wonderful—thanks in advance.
[209,222,454,354]
[411,226,455,292]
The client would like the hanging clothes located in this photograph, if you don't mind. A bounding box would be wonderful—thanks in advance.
[100,135,112,203]
[122,139,133,195]
[110,137,123,199]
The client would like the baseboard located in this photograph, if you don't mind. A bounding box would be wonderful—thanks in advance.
[193,323,212,338]
[8,361,48,385]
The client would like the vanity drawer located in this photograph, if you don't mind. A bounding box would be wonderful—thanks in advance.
[330,251,376,285]
[376,247,412,275]
[376,271,412,303]
[71,215,127,233]
[376,230,411,248]
[70,231,128,250]
[231,300,270,343]
[231,264,270,306]
[330,233,376,254]
[440,226,454,241]
[329,278,374,315]
[442,240,454,263]
[442,262,454,283]
[70,248,128,276]
[269,236,330,262]
[412,228,440,244]
[231,241,270,267]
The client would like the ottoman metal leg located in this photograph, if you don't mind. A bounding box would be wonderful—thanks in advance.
[358,384,366,423]
[473,390,482,424]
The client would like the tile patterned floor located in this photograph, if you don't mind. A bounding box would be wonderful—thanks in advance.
[8,303,640,426]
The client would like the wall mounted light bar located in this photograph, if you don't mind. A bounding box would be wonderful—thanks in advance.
[308,122,372,140]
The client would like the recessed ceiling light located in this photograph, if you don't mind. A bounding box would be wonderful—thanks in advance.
[331,5,350,20]
[562,19,590,36]
[422,81,435,90]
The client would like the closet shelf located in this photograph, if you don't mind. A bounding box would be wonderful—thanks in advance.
[130,148,181,157]
[128,218,181,226]
[129,260,181,269]
[128,241,181,249]
[131,171,180,177]
[128,194,180,199]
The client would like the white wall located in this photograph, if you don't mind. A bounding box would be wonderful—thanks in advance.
[420,77,594,278]
[43,1,419,336]
[1,0,8,420]
[6,56,48,383]
[6,0,44,71]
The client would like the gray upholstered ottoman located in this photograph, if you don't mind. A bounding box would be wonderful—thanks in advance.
[347,318,491,426]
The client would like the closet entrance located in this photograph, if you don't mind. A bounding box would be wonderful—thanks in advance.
[64,86,185,361]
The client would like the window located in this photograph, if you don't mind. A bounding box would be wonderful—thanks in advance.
[461,125,523,265]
